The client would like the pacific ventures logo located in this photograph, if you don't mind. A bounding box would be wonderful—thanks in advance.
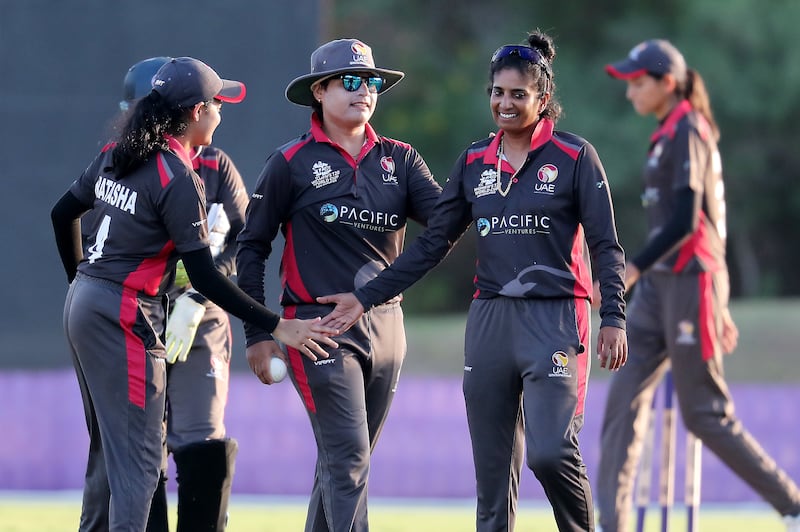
[320,203,338,222]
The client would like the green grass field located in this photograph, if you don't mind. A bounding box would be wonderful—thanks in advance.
[0,494,789,531]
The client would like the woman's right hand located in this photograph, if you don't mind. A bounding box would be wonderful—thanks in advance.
[316,292,365,332]
[271,317,339,361]
[246,340,287,384]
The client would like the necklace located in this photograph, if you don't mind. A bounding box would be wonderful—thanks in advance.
[496,139,520,197]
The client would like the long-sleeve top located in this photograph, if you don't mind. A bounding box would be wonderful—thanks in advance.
[236,114,442,345]
[355,118,627,330]
[631,99,727,276]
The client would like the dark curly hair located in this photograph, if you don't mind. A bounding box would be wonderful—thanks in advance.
[489,29,562,123]
[112,91,191,177]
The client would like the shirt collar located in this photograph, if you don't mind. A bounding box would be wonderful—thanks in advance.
[484,118,555,165]
[651,100,692,142]
[164,135,194,169]
[310,112,379,158]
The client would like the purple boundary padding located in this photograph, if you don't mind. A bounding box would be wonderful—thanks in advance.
[1,370,798,502]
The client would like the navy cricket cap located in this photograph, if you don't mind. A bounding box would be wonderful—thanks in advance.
[605,39,687,83]
[152,57,246,109]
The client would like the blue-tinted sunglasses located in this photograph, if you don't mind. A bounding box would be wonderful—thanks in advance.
[491,45,551,76]
[339,74,385,93]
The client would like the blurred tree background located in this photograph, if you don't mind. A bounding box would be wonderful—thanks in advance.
[322,0,800,313]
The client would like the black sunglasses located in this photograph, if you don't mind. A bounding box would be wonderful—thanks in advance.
[338,74,385,93]
[491,45,551,77]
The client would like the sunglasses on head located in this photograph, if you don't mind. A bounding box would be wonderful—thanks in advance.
[491,45,551,76]
[338,74,385,93]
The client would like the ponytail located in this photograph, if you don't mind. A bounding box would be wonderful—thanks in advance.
[683,69,719,141]
[112,92,190,177]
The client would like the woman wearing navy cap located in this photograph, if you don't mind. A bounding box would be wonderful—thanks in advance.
[596,39,800,532]
[51,57,337,531]
[318,29,628,532]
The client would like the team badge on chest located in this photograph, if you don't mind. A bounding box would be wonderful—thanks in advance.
[535,164,558,195]
[380,156,398,185]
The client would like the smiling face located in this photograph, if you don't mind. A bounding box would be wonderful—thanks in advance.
[489,67,548,135]
[313,70,378,129]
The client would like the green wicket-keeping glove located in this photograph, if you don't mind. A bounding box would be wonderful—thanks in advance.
[174,259,190,288]
[165,291,205,363]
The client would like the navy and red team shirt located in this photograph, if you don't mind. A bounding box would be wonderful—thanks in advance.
[632,100,727,275]
[69,137,209,297]
[236,114,442,345]
[355,118,627,331]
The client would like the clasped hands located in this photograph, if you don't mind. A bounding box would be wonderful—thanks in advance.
[313,291,629,371]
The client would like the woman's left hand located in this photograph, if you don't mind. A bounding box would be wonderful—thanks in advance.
[597,326,628,371]
[316,292,364,332]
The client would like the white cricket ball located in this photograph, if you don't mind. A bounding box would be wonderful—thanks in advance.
[270,356,288,383]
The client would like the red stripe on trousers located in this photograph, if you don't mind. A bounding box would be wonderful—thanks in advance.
[698,272,716,361]
[574,298,590,418]
[120,287,146,408]
[283,306,317,414]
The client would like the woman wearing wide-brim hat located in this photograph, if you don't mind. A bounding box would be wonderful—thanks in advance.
[236,38,442,531]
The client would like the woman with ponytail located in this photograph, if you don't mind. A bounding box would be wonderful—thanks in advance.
[596,39,800,532]
[319,29,627,531]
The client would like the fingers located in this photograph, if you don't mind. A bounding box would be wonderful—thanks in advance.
[599,345,627,371]
[317,312,353,329]
[323,315,357,332]
[255,362,276,385]
[309,322,340,335]
[165,338,182,364]
[319,336,339,348]
[300,333,338,359]
[596,329,628,371]
[296,339,327,361]
[317,314,336,327]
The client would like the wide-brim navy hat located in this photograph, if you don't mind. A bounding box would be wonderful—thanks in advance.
[285,39,405,107]
[605,39,687,83]
[153,57,246,109]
